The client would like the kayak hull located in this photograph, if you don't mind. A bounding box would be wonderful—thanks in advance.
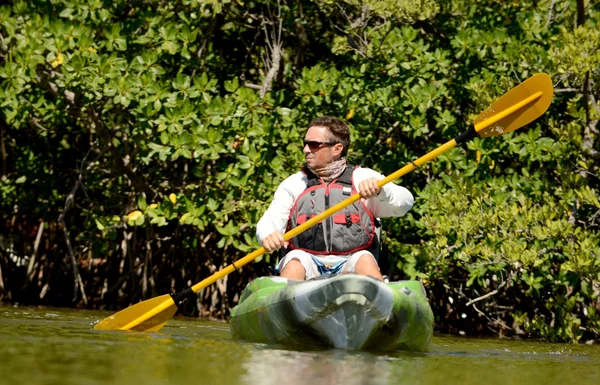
[230,274,433,351]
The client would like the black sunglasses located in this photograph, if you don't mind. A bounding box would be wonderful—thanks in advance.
[303,140,339,150]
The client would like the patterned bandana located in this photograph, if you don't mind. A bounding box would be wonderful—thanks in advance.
[307,157,347,183]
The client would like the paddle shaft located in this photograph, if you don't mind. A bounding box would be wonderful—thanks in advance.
[188,144,452,295]
[189,89,546,295]
[188,152,451,294]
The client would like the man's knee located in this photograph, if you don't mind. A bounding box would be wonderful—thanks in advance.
[280,258,307,280]
[282,258,304,271]
[357,252,377,265]
[352,252,383,280]
[345,251,377,270]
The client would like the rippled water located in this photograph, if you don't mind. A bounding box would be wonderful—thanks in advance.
[1,304,598,385]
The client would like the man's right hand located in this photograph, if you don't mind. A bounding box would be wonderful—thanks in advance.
[262,231,286,252]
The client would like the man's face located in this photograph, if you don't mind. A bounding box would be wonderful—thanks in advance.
[303,125,343,169]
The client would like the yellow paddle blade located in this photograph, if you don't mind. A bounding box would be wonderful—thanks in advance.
[93,294,177,332]
[474,73,553,137]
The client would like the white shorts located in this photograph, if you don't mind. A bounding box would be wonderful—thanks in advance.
[276,249,378,280]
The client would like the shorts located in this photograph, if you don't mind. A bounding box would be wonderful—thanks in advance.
[274,249,378,280]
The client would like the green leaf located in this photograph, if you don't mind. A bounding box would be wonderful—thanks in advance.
[160,131,169,145]
[95,219,105,231]
[137,195,147,211]
[135,214,145,226]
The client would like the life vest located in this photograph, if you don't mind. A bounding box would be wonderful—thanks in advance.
[286,165,376,255]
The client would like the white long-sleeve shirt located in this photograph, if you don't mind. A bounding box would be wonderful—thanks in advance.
[256,167,414,243]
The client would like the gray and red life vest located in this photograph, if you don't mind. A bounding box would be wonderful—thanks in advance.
[286,165,377,255]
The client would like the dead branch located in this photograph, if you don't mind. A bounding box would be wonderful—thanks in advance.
[216,261,228,317]
[259,1,284,99]
[467,271,515,308]
[26,220,44,285]
[466,288,499,306]
[143,225,155,298]
[554,88,581,93]
[547,0,556,26]
[457,283,513,334]
[335,3,371,58]
[239,74,265,91]
[58,149,91,305]
[244,83,264,91]
[29,114,49,132]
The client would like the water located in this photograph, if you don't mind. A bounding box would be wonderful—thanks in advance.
[1,304,599,385]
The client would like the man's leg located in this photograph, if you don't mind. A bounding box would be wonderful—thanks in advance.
[280,259,306,280]
[344,251,384,281]
[278,250,320,280]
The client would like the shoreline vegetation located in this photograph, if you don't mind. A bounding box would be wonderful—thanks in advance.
[0,0,598,343]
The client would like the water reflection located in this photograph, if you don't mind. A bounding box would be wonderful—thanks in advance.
[89,321,250,385]
[240,344,424,385]
[237,336,600,385]
[1,305,600,385]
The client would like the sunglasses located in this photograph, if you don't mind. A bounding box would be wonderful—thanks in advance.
[303,140,339,150]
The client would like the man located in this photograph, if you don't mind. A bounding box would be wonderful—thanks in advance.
[256,116,414,281]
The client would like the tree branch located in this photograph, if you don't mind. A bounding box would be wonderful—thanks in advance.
[0,117,6,177]
[336,3,372,58]
[292,0,309,67]
[576,0,585,27]
[34,65,156,200]
[143,225,155,299]
[58,149,91,305]
[86,106,156,199]
[0,252,4,296]
[465,277,510,306]
[25,220,44,286]
[554,88,581,93]
[576,3,600,163]
[239,76,265,91]
[547,0,556,26]
[29,114,48,132]
[197,15,219,63]
[456,283,514,334]
[259,0,283,99]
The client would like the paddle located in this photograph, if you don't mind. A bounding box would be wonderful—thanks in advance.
[93,72,553,332]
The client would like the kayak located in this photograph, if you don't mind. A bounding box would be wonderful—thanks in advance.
[230,274,434,351]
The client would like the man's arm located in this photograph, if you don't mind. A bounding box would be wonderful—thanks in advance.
[353,168,414,218]
[256,172,305,251]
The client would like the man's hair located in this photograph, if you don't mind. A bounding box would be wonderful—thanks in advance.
[308,116,350,157]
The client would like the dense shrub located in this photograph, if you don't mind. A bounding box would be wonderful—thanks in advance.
[0,0,598,340]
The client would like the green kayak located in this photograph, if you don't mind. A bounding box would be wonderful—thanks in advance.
[230,274,434,351]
